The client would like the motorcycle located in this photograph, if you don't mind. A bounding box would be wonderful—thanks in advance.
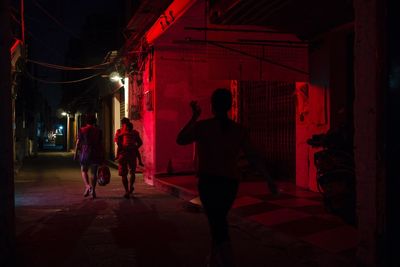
[307,126,356,225]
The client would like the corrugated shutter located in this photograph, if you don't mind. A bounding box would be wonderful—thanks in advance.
[240,81,295,180]
[120,87,125,119]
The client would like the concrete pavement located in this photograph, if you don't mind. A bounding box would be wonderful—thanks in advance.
[14,152,356,267]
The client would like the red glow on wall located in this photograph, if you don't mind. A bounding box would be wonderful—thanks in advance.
[136,0,312,187]
[10,39,22,53]
[145,0,196,44]
[295,82,330,191]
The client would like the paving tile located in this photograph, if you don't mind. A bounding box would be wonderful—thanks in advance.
[158,175,196,183]
[303,196,324,202]
[274,181,298,192]
[232,201,282,217]
[302,225,359,253]
[254,192,295,201]
[295,205,327,215]
[285,190,321,199]
[247,208,311,226]
[156,175,358,256]
[270,216,343,238]
[339,247,357,259]
[237,181,271,195]
[268,198,321,208]
[157,176,198,191]
[232,196,263,209]
[316,213,346,224]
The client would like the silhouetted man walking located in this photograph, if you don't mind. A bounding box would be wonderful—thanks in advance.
[177,88,277,267]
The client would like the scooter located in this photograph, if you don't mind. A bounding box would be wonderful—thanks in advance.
[307,127,356,225]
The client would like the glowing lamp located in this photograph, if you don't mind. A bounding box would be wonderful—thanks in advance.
[109,71,122,82]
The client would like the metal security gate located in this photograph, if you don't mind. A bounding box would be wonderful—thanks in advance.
[240,81,295,180]
[120,87,125,119]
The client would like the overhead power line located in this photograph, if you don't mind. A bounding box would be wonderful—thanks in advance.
[32,0,80,39]
[25,71,103,84]
[11,12,67,59]
[31,0,102,53]
[27,59,110,71]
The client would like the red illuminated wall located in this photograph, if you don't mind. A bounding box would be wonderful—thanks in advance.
[139,0,312,181]
[141,57,157,184]
[295,33,331,191]
[296,29,353,191]
[154,50,229,174]
[295,82,330,191]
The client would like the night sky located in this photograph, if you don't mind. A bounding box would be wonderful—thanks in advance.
[11,0,123,112]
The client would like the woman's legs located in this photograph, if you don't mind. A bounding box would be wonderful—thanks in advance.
[80,165,91,197]
[129,172,136,194]
[119,157,130,198]
[89,164,98,198]
[128,158,137,194]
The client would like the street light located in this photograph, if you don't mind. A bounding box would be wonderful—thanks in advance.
[61,111,70,151]
[109,71,122,82]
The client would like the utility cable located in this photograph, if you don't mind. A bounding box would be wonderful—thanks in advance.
[25,70,103,84]
[27,59,110,71]
[31,0,103,53]
[11,13,67,60]
[208,40,309,75]
[32,0,80,39]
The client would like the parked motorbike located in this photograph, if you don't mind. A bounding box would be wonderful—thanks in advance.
[307,126,356,225]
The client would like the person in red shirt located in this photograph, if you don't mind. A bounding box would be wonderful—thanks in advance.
[114,118,143,198]
[119,122,144,166]
[115,121,144,167]
[114,117,130,160]
[74,114,104,199]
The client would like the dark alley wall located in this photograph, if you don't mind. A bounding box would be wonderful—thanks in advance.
[386,0,400,265]
[0,1,15,265]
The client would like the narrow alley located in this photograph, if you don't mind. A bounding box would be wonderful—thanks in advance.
[2,0,399,266]
[15,152,355,267]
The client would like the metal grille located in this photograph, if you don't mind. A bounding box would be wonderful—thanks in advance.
[120,87,125,119]
[240,81,295,180]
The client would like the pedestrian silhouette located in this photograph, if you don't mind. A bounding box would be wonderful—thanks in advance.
[177,88,277,267]
[74,114,104,199]
[114,118,143,199]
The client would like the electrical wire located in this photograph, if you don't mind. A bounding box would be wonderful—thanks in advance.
[25,70,103,84]
[27,59,110,71]
[32,0,80,39]
[11,11,107,68]
[31,0,104,53]
[208,40,309,75]
[11,13,67,60]
[11,8,110,72]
